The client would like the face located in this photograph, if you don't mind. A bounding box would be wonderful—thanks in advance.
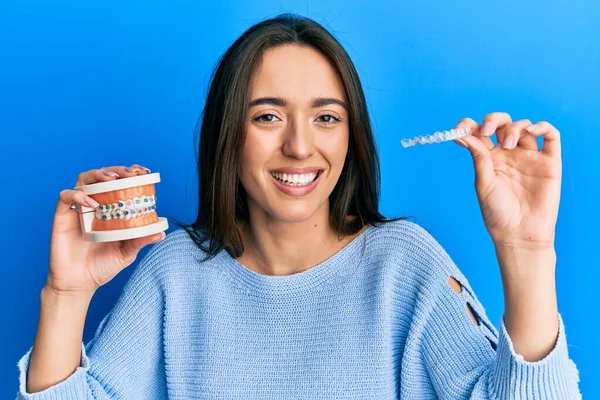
[239,44,349,223]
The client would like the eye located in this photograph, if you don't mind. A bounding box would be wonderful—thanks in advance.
[317,114,341,125]
[253,113,341,125]
[254,113,280,124]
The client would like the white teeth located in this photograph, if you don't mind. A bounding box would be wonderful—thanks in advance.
[271,171,319,186]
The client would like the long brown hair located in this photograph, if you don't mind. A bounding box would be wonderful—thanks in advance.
[171,13,410,260]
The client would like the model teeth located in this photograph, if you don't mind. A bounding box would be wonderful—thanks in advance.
[271,171,319,186]
[95,194,157,220]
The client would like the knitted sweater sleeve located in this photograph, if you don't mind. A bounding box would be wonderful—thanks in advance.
[16,242,168,399]
[404,222,581,400]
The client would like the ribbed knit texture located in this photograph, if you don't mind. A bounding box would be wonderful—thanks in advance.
[16,220,581,399]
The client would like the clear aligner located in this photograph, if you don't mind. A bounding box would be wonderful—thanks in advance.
[94,194,157,220]
[401,126,472,148]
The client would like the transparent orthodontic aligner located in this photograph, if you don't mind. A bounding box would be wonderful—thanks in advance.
[401,126,472,148]
[94,194,157,221]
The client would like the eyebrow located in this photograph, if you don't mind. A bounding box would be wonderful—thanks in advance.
[248,96,348,111]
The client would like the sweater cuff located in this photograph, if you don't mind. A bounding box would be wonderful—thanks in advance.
[16,342,90,399]
[490,313,581,399]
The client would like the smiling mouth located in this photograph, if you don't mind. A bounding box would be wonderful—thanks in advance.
[270,170,323,187]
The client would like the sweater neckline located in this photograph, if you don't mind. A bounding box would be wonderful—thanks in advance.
[218,224,373,297]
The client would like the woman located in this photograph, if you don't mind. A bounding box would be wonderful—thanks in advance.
[18,13,580,399]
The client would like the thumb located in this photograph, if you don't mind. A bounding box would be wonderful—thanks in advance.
[120,232,166,261]
[455,134,495,193]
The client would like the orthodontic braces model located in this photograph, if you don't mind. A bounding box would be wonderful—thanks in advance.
[74,172,168,242]
[401,126,472,148]
[95,194,157,220]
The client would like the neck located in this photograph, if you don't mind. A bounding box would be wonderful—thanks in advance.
[237,202,356,276]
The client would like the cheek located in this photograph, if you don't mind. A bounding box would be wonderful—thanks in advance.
[323,134,349,169]
[240,133,261,166]
[239,132,271,183]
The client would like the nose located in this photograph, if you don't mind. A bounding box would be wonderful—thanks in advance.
[281,116,315,159]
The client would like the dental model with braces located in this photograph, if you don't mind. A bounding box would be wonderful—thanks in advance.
[74,171,168,242]
[95,194,157,221]
[401,126,472,148]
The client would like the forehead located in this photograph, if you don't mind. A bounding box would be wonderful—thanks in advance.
[249,45,345,100]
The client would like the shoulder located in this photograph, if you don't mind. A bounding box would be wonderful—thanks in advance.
[367,219,461,282]
[150,228,203,256]
[132,228,211,283]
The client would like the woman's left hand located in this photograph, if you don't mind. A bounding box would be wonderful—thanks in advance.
[453,112,562,251]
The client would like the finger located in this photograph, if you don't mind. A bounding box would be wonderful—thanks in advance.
[75,167,129,187]
[501,119,539,151]
[120,164,151,176]
[525,121,561,157]
[129,164,151,173]
[454,118,494,151]
[56,189,100,217]
[120,232,166,261]
[480,112,513,145]
[114,165,147,177]
[453,126,496,194]
[75,165,149,187]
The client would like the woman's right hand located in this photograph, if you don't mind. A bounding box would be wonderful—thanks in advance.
[46,164,166,295]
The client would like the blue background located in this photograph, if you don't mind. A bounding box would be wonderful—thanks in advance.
[1,0,598,397]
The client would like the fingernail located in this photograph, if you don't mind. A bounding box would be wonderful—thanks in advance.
[502,135,516,149]
[84,196,100,208]
[525,125,536,133]
[125,167,142,173]
[102,170,119,177]
[160,232,166,240]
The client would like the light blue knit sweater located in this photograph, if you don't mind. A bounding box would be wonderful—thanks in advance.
[17,220,581,399]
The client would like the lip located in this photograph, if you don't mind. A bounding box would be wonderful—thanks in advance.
[269,170,323,196]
